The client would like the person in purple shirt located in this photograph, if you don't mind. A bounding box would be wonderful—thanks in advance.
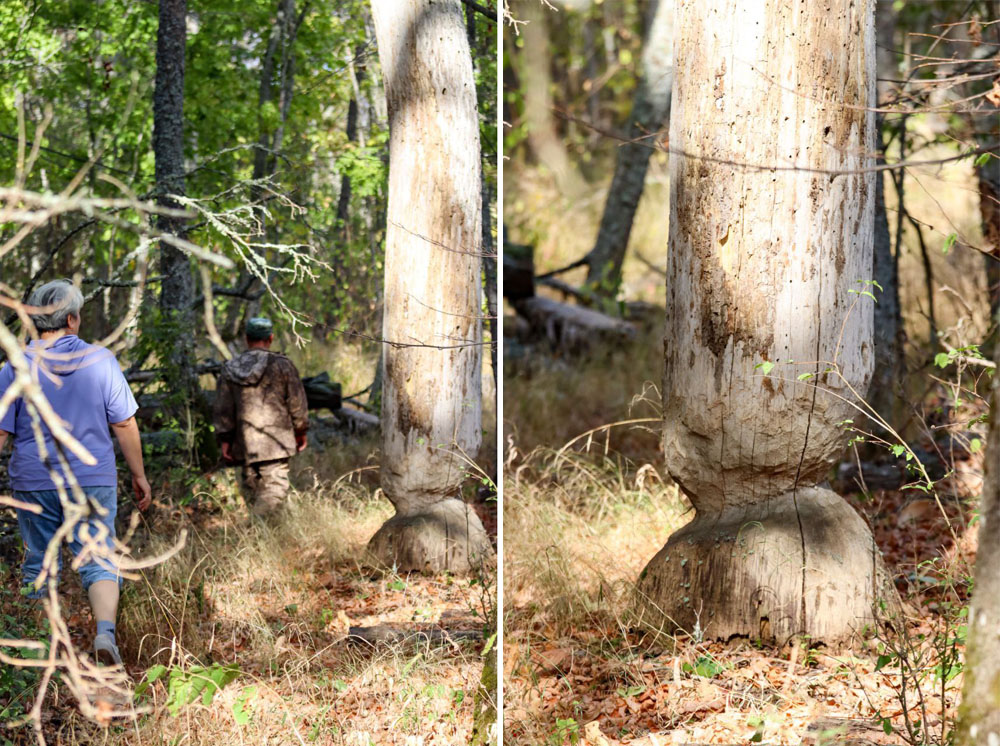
[0,280,151,667]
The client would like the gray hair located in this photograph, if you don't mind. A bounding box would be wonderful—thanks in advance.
[27,280,84,332]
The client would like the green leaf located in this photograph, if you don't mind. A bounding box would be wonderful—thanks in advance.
[975,152,992,167]
[942,233,957,254]
[934,352,951,369]
[970,438,983,454]
[875,654,892,671]
[891,444,906,458]
[883,717,894,735]
[755,361,775,376]
[232,685,257,725]
[797,372,814,381]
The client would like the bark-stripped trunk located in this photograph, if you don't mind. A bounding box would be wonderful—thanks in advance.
[154,0,195,390]
[367,0,492,574]
[584,0,673,295]
[955,341,1000,743]
[636,0,893,644]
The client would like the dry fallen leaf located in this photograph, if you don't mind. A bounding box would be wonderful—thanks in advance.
[583,720,611,746]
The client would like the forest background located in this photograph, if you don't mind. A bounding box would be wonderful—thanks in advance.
[0,1,499,744]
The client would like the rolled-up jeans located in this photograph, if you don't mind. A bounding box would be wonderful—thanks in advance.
[14,486,120,599]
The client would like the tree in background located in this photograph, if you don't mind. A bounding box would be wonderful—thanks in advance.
[635,0,893,643]
[366,0,493,574]
[583,0,672,296]
[153,0,198,410]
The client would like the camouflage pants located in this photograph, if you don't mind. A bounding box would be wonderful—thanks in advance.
[242,459,290,518]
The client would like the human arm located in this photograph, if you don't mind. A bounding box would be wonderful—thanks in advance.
[213,374,237,462]
[0,430,8,452]
[285,363,309,452]
[110,416,151,510]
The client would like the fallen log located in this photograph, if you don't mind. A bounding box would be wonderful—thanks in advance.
[334,406,379,434]
[347,624,482,649]
[513,296,635,353]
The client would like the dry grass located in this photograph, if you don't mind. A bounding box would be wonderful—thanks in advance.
[1,429,493,745]
[502,146,988,743]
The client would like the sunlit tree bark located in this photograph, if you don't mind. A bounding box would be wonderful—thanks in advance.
[955,341,1000,743]
[367,0,492,574]
[636,0,893,643]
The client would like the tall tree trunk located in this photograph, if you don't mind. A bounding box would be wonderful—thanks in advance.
[222,0,304,337]
[955,340,1000,743]
[980,160,1000,325]
[154,0,195,390]
[510,0,581,198]
[584,0,673,296]
[483,177,497,387]
[635,0,893,644]
[367,0,492,574]
[336,97,359,231]
[869,117,906,436]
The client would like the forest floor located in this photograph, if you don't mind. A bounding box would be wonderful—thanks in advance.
[0,433,497,746]
[502,331,988,746]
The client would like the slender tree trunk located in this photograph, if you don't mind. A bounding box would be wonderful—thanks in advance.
[483,177,497,387]
[154,0,195,389]
[979,160,1000,324]
[584,0,672,295]
[511,0,581,198]
[336,98,359,231]
[636,0,893,644]
[367,0,492,574]
[223,0,304,336]
[869,117,906,435]
[955,341,1000,743]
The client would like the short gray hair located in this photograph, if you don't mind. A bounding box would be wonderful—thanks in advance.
[27,280,84,332]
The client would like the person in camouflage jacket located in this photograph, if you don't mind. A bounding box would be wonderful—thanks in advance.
[213,317,309,517]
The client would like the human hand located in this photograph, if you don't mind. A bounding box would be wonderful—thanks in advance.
[133,474,152,511]
[295,431,308,453]
[221,441,234,463]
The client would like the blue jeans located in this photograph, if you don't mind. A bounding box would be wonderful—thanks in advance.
[15,486,120,599]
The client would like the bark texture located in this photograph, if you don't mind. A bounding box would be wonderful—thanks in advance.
[584,0,673,294]
[979,160,1000,324]
[636,0,891,644]
[955,341,1000,743]
[869,119,905,434]
[153,0,194,366]
[368,0,492,575]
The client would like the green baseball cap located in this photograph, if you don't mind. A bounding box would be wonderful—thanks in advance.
[246,317,274,340]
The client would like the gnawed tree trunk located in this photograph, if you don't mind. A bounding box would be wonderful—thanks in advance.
[584,0,673,295]
[955,340,1000,743]
[367,0,492,575]
[635,0,893,644]
[153,0,195,391]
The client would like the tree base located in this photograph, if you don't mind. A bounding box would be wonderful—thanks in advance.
[634,487,895,645]
[367,498,494,574]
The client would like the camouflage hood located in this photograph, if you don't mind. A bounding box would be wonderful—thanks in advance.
[223,349,273,386]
